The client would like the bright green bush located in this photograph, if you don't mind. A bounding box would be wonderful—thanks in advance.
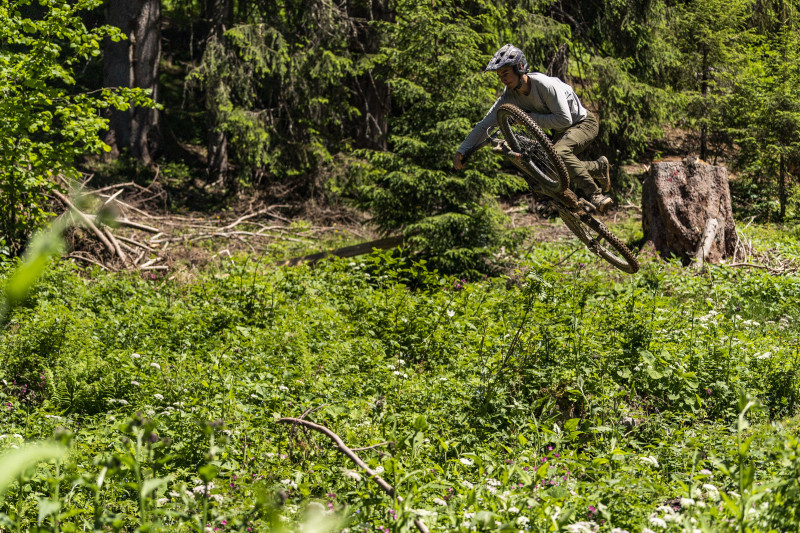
[1,224,799,531]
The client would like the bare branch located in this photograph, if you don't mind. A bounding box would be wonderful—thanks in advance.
[277,417,430,533]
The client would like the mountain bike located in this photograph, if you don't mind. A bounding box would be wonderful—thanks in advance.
[464,103,639,274]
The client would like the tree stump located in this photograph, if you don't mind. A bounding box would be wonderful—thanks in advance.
[642,159,737,266]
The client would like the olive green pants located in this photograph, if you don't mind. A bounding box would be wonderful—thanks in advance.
[553,111,602,196]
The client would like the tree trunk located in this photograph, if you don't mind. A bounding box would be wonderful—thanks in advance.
[204,0,233,184]
[642,158,737,265]
[347,0,392,150]
[103,0,161,164]
[700,50,709,162]
[779,152,786,221]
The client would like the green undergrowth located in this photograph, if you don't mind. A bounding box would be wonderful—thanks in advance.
[1,223,800,532]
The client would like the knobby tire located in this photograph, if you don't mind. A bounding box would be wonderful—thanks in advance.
[496,103,569,194]
[556,205,640,274]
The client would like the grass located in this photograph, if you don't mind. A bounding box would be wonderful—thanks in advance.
[0,220,799,532]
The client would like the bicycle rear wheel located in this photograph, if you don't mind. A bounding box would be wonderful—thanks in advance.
[496,103,569,194]
[556,204,640,273]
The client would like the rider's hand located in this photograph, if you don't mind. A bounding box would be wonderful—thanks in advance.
[453,152,465,170]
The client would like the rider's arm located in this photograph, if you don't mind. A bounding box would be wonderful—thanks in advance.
[456,93,507,156]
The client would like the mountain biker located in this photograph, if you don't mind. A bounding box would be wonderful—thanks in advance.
[453,44,612,214]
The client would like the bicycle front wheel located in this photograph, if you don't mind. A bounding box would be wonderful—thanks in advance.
[496,103,569,194]
[557,205,640,274]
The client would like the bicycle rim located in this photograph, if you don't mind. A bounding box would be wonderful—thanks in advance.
[496,103,569,194]
[557,205,640,273]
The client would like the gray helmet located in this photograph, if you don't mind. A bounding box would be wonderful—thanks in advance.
[485,44,529,75]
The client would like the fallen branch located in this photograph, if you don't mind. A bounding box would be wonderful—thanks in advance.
[275,235,404,267]
[277,417,430,533]
[103,227,130,265]
[68,252,112,271]
[116,235,154,252]
[53,190,116,256]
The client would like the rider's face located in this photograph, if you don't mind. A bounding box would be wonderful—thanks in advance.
[497,66,520,89]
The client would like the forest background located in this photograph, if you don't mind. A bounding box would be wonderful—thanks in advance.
[3,1,800,532]
[0,0,799,271]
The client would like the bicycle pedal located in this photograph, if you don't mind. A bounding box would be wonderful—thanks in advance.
[490,140,511,153]
[578,198,596,213]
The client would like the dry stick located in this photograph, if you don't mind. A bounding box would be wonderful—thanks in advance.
[103,227,130,265]
[53,190,116,256]
[116,235,154,252]
[277,418,431,533]
[98,194,154,219]
[140,257,162,269]
[102,188,125,206]
[68,253,111,271]
[220,208,271,230]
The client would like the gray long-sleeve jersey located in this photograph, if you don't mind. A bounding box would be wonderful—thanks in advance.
[457,72,588,155]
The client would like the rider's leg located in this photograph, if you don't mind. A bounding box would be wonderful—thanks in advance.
[553,112,612,212]
[553,112,599,194]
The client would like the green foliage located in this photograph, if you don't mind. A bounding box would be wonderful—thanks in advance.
[1,223,800,530]
[0,0,150,254]
[188,1,359,192]
[354,1,528,274]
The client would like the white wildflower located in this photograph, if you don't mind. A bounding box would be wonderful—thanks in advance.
[280,479,298,489]
[487,478,501,487]
[393,371,401,376]
[699,469,712,476]
[210,494,223,503]
[649,516,667,528]
[117,399,129,405]
[193,482,214,494]
[412,509,436,517]
[278,385,289,391]
[398,359,405,365]
[131,380,140,387]
[680,498,695,507]
[703,483,720,501]
[642,529,657,533]
[374,465,385,474]
[344,470,362,481]
[447,310,455,318]
[486,485,497,494]
[388,364,396,370]
[459,457,474,466]
[464,512,475,519]
[461,480,474,489]
[612,529,630,533]
[757,352,772,360]
[168,491,180,498]
[433,497,447,506]
[153,393,164,401]
[131,353,141,359]
[516,516,530,527]
[150,362,161,370]
[639,455,659,467]
[566,522,599,533]
[156,497,168,506]
[508,506,520,514]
